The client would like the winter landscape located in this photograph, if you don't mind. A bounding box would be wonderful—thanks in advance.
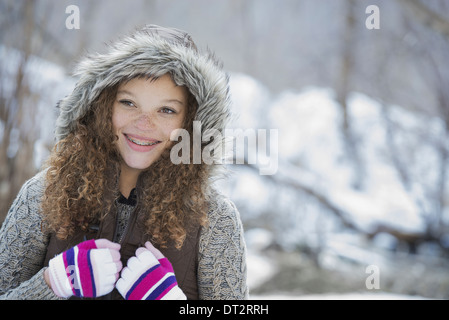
[223,73,449,300]
[1,0,449,300]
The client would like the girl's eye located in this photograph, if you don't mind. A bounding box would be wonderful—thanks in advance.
[161,107,175,114]
[119,100,136,108]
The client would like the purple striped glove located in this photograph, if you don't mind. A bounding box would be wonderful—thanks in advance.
[116,241,186,300]
[47,239,122,298]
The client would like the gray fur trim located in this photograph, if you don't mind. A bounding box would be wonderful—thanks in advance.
[55,25,232,150]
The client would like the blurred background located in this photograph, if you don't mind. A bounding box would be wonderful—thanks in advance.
[1,0,449,299]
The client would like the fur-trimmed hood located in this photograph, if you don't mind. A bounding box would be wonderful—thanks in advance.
[55,25,231,147]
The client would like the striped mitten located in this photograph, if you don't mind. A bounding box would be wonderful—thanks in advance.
[47,239,122,298]
[116,241,186,300]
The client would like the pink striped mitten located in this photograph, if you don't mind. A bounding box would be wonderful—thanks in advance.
[47,239,122,298]
[116,241,186,300]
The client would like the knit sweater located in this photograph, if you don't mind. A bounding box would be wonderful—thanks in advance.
[0,170,248,300]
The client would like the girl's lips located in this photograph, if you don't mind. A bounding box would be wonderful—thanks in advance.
[124,133,162,152]
[125,133,160,145]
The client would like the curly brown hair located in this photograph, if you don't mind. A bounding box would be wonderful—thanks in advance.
[42,77,209,249]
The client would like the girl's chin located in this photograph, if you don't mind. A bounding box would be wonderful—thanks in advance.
[118,141,166,171]
[119,153,158,170]
[122,160,155,172]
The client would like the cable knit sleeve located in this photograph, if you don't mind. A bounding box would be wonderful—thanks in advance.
[197,190,248,300]
[0,170,60,300]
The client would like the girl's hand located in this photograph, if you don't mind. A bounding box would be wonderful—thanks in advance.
[116,241,186,300]
[47,239,122,298]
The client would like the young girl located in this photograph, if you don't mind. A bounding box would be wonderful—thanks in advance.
[0,25,248,300]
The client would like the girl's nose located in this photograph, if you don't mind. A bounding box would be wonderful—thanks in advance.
[134,113,154,130]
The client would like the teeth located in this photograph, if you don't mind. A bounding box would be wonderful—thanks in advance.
[126,135,160,146]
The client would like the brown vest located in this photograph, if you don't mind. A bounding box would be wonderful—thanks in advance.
[43,198,201,300]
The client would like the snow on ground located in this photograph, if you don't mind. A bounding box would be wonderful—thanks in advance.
[245,228,278,290]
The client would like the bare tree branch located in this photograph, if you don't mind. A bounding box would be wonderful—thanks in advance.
[243,160,442,252]
[398,0,449,40]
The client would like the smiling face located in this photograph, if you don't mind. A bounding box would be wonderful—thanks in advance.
[112,74,188,178]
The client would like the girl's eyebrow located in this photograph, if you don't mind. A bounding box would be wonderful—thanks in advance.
[162,99,185,106]
[117,90,135,97]
[117,90,184,106]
